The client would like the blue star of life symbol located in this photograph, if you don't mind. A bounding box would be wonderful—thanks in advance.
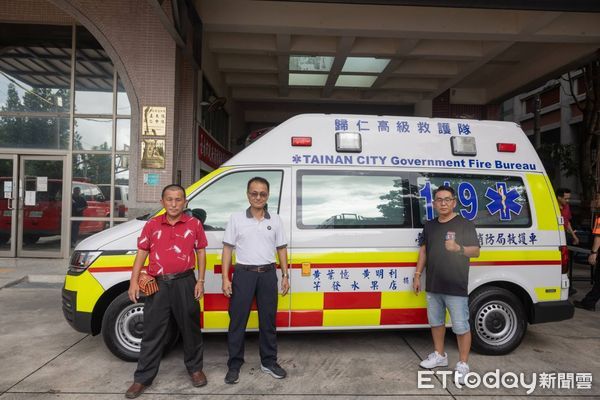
[292,154,302,164]
[485,182,522,221]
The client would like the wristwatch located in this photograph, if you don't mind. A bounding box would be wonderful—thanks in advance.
[459,245,464,255]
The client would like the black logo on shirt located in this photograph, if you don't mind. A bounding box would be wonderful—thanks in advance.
[267,226,272,230]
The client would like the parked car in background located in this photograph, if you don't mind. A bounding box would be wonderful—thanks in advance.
[98,184,130,218]
[0,178,110,244]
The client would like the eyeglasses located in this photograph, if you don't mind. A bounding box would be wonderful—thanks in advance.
[433,197,455,204]
[248,191,269,198]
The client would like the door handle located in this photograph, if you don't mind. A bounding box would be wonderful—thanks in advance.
[7,198,13,210]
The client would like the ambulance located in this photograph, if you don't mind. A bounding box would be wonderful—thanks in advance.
[62,114,574,361]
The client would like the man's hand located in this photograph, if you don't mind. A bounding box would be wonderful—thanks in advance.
[281,276,290,296]
[445,239,460,253]
[588,252,597,266]
[194,280,204,300]
[222,279,232,298]
[573,234,580,246]
[413,275,421,294]
[128,280,140,303]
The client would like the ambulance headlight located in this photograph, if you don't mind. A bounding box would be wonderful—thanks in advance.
[450,136,477,156]
[69,251,101,274]
[336,132,362,153]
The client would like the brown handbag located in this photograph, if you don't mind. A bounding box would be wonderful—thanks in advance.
[138,272,159,296]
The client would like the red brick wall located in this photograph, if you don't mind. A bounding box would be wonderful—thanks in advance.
[0,0,74,24]
[432,90,498,120]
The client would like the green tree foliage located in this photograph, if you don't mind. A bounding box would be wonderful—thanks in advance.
[0,83,69,149]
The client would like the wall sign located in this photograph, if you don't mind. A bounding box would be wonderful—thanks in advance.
[142,106,166,136]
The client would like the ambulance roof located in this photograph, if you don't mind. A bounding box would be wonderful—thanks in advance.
[224,114,544,174]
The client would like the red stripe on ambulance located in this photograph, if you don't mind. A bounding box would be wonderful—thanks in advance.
[380,308,428,325]
[291,311,323,327]
[324,292,382,309]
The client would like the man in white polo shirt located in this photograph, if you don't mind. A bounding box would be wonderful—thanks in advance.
[221,176,290,384]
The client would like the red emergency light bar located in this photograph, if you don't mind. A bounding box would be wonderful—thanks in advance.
[292,136,312,146]
[497,143,517,153]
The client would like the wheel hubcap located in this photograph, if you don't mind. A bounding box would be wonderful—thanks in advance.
[475,300,517,346]
[115,303,144,353]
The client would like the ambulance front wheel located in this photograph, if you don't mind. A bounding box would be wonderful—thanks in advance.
[469,286,527,355]
[101,292,179,362]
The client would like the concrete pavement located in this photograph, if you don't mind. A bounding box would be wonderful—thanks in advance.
[0,259,598,399]
[0,257,67,289]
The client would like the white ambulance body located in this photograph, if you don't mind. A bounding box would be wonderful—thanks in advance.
[63,114,574,361]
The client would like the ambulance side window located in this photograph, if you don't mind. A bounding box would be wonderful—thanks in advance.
[297,170,410,229]
[414,173,531,228]
[187,170,283,231]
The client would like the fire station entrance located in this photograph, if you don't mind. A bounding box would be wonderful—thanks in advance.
[0,154,68,258]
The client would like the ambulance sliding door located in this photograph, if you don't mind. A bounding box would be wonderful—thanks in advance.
[289,167,427,330]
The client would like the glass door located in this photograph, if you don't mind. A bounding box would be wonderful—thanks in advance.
[17,156,67,258]
[0,155,17,257]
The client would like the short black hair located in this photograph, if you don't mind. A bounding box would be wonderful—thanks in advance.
[433,185,455,198]
[161,184,186,199]
[247,176,270,192]
[556,188,571,198]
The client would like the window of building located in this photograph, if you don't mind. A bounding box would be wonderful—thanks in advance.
[0,23,132,243]
[0,24,72,149]
[71,27,131,230]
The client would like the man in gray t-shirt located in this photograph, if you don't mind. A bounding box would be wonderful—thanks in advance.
[413,185,480,385]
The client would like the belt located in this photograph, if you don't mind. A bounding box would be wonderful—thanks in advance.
[154,269,194,281]
[235,263,275,273]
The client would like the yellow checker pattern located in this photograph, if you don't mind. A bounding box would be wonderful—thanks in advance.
[323,309,381,327]
[381,291,427,309]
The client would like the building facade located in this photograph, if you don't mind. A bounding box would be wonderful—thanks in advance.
[0,0,230,257]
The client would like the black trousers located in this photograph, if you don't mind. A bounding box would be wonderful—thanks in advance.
[134,273,203,385]
[227,266,278,370]
[581,258,600,306]
[71,221,81,245]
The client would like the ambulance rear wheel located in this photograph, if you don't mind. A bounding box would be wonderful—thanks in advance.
[102,292,179,362]
[469,286,527,355]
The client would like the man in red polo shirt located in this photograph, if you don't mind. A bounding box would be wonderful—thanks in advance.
[125,184,208,399]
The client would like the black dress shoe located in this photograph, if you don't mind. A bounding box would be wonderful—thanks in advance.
[125,382,146,398]
[574,300,596,311]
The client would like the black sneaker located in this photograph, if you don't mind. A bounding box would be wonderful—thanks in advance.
[574,300,596,311]
[224,369,239,384]
[260,363,287,379]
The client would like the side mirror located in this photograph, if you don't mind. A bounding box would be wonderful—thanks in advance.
[191,208,207,224]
